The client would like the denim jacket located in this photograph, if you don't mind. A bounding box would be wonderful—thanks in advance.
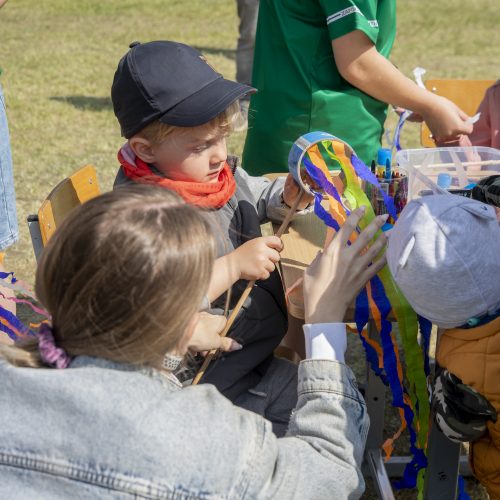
[0,356,368,499]
[0,82,19,251]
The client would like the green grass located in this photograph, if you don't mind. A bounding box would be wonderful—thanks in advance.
[2,0,499,282]
[0,2,497,496]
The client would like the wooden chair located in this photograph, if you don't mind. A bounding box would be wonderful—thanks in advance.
[421,79,495,147]
[27,164,101,261]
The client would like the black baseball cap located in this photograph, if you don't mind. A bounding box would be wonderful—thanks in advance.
[111,41,256,138]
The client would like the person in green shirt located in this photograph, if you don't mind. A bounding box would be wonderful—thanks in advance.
[242,0,473,175]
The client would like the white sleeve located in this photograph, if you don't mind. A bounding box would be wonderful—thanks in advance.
[302,323,347,362]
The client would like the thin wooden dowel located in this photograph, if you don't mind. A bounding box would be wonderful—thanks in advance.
[275,191,307,239]
[414,159,500,169]
[191,281,254,385]
[192,191,305,385]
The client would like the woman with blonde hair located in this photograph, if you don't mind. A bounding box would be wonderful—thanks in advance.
[0,184,387,499]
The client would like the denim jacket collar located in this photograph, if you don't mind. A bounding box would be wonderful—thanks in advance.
[69,355,182,390]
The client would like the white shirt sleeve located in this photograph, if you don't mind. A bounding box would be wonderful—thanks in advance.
[303,323,347,362]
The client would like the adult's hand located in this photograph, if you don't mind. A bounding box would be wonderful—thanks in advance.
[303,208,387,324]
[187,312,242,353]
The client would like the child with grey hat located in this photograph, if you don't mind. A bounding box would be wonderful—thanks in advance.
[387,193,500,498]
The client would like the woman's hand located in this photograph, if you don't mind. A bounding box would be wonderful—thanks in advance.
[187,312,242,353]
[303,208,388,324]
[283,174,314,210]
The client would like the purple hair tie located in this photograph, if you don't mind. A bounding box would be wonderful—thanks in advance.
[38,323,72,369]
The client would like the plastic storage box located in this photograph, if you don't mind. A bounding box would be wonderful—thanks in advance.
[395,147,500,200]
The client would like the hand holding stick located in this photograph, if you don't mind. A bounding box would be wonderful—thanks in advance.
[192,190,306,385]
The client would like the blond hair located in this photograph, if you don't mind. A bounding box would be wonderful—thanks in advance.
[137,101,241,144]
[1,185,215,370]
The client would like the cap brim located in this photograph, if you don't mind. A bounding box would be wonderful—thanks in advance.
[159,78,255,127]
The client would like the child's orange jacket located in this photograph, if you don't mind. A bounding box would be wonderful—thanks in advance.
[437,317,500,498]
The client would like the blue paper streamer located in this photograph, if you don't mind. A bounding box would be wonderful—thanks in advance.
[457,475,470,500]
[303,155,344,230]
[303,156,345,207]
[0,271,17,282]
[355,287,388,385]
[370,275,427,489]
[350,154,398,221]
[393,110,412,152]
[0,304,34,340]
[312,194,341,231]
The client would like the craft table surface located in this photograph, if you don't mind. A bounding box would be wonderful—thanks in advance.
[273,204,333,320]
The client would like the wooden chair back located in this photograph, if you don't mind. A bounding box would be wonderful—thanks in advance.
[37,164,101,245]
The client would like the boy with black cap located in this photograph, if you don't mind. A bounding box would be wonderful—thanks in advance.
[111,41,313,435]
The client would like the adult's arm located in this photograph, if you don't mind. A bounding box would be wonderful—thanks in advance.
[244,210,387,498]
[332,30,473,143]
[244,358,369,499]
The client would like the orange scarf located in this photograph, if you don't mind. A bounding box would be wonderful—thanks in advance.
[118,150,236,209]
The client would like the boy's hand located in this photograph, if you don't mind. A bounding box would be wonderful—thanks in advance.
[188,312,242,353]
[283,174,314,210]
[231,236,283,281]
[422,95,473,143]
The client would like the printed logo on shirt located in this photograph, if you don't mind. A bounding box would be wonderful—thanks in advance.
[368,20,379,28]
[326,6,362,25]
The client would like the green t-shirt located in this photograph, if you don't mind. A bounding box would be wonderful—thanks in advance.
[242,0,396,175]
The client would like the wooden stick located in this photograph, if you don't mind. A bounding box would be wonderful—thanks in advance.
[413,159,500,169]
[192,191,305,385]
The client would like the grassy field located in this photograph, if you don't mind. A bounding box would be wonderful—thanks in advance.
[1,0,499,283]
[1,0,498,497]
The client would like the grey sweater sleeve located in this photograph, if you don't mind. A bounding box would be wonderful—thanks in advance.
[245,360,369,499]
[236,167,313,223]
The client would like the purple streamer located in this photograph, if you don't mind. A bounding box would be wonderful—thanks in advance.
[303,156,345,206]
[351,154,398,221]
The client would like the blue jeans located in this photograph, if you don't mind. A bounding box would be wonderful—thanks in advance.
[0,82,18,251]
